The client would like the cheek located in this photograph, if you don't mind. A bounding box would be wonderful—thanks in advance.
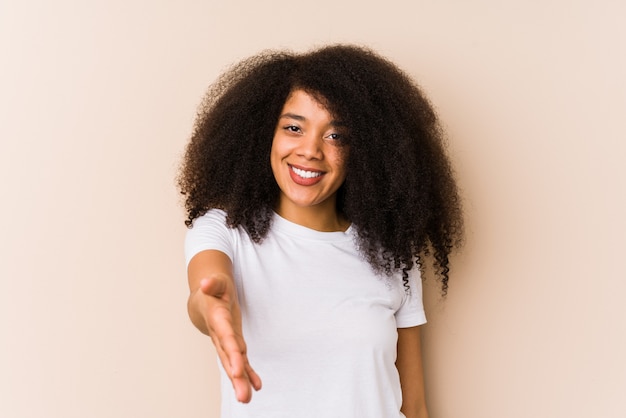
[270,135,294,163]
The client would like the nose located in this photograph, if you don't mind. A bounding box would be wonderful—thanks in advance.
[296,132,324,160]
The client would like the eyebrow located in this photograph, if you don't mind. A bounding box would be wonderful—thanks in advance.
[279,113,345,127]
[279,112,306,121]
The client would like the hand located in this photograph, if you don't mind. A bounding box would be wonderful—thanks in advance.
[195,275,262,403]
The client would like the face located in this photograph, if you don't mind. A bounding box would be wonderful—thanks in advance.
[270,90,348,220]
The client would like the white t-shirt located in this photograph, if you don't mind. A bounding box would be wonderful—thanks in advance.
[185,209,426,418]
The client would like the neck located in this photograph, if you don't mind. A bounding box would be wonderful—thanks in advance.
[275,200,349,232]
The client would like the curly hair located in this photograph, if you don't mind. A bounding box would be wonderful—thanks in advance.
[178,44,463,294]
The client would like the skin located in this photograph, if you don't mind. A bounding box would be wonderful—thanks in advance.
[397,327,430,418]
[187,250,261,403]
[270,90,349,232]
[186,90,429,417]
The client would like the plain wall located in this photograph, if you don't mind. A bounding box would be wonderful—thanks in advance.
[1,1,624,417]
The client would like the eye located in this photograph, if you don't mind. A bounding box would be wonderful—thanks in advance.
[324,132,343,142]
[283,125,302,134]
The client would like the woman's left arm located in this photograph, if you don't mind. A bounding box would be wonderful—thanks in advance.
[396,326,430,418]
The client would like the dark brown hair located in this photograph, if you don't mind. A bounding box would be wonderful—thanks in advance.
[178,44,463,294]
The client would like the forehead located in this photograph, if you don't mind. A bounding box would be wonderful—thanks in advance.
[280,89,337,121]
[283,89,326,107]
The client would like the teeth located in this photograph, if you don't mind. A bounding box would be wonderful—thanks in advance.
[291,166,322,179]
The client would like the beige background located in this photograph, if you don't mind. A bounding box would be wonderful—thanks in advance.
[1,1,624,417]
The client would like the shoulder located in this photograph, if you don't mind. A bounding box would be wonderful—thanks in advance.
[184,209,239,266]
[189,208,228,228]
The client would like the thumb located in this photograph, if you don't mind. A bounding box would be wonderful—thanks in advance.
[199,276,227,298]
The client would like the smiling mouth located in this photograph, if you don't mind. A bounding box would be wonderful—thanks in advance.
[288,165,325,186]
[290,165,323,179]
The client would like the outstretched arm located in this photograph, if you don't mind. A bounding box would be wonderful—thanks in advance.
[396,326,429,418]
[187,249,262,403]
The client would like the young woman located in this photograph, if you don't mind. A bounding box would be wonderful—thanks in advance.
[179,44,463,418]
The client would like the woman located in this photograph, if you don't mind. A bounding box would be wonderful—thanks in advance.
[179,44,463,418]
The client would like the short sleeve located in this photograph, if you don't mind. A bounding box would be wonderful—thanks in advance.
[394,267,427,328]
[184,209,235,266]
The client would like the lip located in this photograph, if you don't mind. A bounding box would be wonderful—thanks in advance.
[288,164,325,186]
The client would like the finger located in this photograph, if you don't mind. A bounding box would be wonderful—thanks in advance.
[221,333,247,378]
[209,315,246,378]
[214,336,255,403]
[245,362,262,391]
[213,338,233,377]
[214,343,253,403]
[231,343,261,400]
[210,333,240,374]
[206,303,246,375]
[232,376,253,403]
[232,353,260,403]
